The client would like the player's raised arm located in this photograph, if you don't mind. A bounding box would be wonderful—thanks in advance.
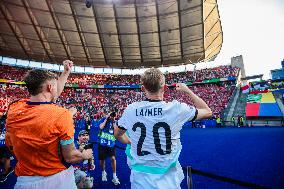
[176,83,212,120]
[57,60,73,98]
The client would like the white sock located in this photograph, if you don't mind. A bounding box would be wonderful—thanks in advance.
[113,172,117,178]
[102,170,106,175]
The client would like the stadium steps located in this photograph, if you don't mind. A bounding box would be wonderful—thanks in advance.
[232,93,248,117]
[221,87,239,123]
[225,92,248,126]
[222,87,248,126]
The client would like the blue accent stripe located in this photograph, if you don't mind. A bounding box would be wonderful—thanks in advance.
[60,138,74,145]
[131,161,177,174]
[125,144,177,174]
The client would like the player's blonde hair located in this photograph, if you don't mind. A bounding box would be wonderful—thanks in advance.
[141,68,165,94]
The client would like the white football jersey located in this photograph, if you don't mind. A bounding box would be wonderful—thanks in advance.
[118,99,197,188]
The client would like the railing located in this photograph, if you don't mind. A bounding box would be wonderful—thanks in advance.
[88,140,269,189]
[183,166,268,189]
[248,119,284,127]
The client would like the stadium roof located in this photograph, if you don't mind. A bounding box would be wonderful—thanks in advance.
[0,0,223,68]
[241,75,264,81]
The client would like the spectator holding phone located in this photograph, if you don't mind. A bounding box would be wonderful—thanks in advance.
[74,130,95,189]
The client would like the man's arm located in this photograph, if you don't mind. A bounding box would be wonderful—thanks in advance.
[61,143,93,164]
[57,60,73,98]
[114,125,131,144]
[176,83,212,120]
[56,109,92,164]
[99,116,108,130]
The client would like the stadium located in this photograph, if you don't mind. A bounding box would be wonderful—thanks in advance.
[0,0,284,189]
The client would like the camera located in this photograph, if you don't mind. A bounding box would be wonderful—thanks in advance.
[110,112,116,117]
[84,143,93,150]
[85,0,93,8]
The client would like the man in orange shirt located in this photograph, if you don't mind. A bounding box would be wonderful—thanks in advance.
[5,60,93,189]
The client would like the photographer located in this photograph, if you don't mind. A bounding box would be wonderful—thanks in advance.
[98,112,120,185]
[74,130,95,189]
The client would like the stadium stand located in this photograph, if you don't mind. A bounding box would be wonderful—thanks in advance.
[0,64,238,120]
[0,64,239,85]
[1,64,284,189]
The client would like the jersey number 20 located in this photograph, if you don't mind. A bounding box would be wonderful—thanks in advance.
[132,122,172,156]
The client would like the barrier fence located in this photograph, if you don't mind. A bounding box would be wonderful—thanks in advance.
[88,141,268,189]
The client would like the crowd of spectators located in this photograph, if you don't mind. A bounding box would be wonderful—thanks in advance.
[0,85,29,113]
[165,83,234,116]
[0,64,239,86]
[0,65,30,81]
[0,64,237,120]
[0,82,235,120]
[165,66,239,84]
[68,74,141,85]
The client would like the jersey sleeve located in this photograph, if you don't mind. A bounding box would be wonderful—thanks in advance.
[178,102,198,123]
[117,108,129,130]
[56,110,75,146]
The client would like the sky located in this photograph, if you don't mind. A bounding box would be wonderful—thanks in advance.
[213,0,284,79]
[2,0,284,77]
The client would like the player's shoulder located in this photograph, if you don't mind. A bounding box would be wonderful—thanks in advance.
[8,99,27,108]
[51,104,68,112]
[168,100,179,104]
[122,101,144,116]
[126,101,142,109]
[7,99,28,114]
[41,104,70,117]
[165,100,192,110]
[165,100,183,106]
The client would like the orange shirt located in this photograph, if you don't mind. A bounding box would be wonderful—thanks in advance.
[5,99,74,176]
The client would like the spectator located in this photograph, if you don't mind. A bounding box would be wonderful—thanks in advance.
[73,130,94,189]
[5,60,93,189]
[240,116,244,127]
[216,116,222,127]
[231,116,236,126]
[237,115,244,127]
[98,112,120,185]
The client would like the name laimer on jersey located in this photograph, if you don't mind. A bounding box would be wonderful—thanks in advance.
[135,108,163,116]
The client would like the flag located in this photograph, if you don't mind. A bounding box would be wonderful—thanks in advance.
[247,94,262,103]
[254,84,261,89]
[241,85,249,93]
